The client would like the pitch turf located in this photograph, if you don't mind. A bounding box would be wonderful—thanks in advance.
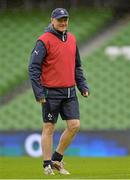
[0,156,130,179]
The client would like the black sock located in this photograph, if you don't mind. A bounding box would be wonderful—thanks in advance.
[52,151,63,162]
[43,160,52,168]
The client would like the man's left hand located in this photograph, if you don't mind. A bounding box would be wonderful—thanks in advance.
[82,91,89,97]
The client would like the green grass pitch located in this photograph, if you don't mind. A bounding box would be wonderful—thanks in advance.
[0,156,130,179]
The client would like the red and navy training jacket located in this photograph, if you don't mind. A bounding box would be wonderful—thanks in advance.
[28,24,89,101]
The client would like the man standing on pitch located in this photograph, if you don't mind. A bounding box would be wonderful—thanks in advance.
[29,8,89,175]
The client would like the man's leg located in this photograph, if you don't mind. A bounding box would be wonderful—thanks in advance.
[52,119,80,174]
[53,97,80,156]
[55,119,80,155]
[41,122,55,174]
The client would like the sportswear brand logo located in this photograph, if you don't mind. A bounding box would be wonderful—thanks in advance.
[48,113,53,121]
[34,50,39,55]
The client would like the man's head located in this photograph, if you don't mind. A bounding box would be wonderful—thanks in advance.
[51,8,69,32]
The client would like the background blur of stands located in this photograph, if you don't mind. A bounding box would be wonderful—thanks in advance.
[0,0,130,157]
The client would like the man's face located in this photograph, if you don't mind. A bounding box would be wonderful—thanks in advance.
[51,17,68,32]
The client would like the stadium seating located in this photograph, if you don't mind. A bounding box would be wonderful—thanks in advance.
[1,9,129,130]
[0,9,113,96]
[80,21,130,129]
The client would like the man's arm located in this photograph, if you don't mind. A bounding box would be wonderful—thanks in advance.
[28,40,47,102]
[75,45,89,97]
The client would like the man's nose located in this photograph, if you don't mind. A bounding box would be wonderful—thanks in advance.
[61,21,66,25]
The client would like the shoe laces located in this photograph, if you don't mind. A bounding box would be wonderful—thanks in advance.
[59,161,66,169]
[45,164,54,174]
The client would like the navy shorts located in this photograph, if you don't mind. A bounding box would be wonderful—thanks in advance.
[42,97,80,123]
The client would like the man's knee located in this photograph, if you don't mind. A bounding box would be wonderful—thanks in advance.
[67,120,80,133]
[42,123,55,136]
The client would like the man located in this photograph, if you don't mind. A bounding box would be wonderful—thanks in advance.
[29,8,89,175]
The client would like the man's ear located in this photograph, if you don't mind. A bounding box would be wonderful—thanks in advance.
[51,18,53,24]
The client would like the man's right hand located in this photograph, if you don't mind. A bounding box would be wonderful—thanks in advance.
[38,98,46,104]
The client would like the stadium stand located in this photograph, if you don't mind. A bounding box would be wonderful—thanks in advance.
[0,8,130,130]
[0,9,113,96]
[80,21,130,129]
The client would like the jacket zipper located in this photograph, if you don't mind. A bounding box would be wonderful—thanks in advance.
[68,88,70,98]
[62,32,65,41]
